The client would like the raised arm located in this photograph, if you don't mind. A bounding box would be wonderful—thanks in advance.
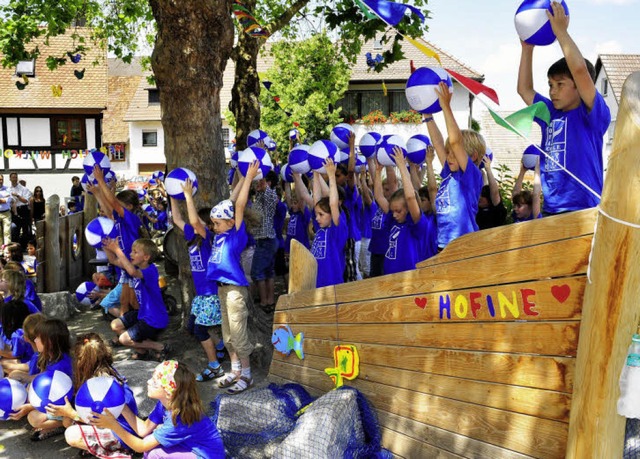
[548,2,596,109]
[183,179,207,238]
[360,170,373,207]
[93,165,124,217]
[234,160,259,230]
[424,114,447,167]
[425,146,438,214]
[373,161,389,213]
[436,81,468,172]
[102,238,142,279]
[283,181,293,208]
[483,156,501,206]
[86,182,114,217]
[409,163,422,190]
[324,159,341,227]
[346,132,357,188]
[512,160,528,199]
[394,148,422,223]
[229,174,246,202]
[293,173,313,210]
[312,172,323,206]
[517,41,536,106]
[532,158,542,218]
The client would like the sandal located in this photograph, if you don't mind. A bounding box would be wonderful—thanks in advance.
[156,343,172,361]
[196,364,225,382]
[30,426,65,442]
[217,372,240,389]
[226,376,253,395]
[131,351,152,361]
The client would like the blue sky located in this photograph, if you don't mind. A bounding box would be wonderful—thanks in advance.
[422,0,640,109]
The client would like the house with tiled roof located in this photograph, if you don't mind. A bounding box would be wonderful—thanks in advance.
[118,37,483,178]
[595,54,640,159]
[0,28,107,178]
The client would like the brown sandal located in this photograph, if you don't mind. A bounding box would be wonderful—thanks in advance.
[217,372,239,389]
[226,376,253,395]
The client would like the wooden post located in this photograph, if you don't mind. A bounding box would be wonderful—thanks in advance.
[287,239,317,294]
[83,192,98,276]
[44,194,61,293]
[566,72,640,457]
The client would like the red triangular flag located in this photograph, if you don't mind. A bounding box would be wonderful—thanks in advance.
[410,60,416,74]
[445,68,500,105]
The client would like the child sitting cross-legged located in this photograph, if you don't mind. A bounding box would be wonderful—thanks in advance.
[103,237,170,361]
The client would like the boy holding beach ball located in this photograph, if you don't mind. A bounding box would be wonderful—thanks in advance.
[517,1,611,215]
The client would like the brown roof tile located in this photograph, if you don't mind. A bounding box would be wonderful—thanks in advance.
[596,54,640,104]
[123,71,161,122]
[103,75,143,143]
[0,28,107,112]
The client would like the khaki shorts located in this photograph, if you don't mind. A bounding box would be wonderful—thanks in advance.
[218,284,254,358]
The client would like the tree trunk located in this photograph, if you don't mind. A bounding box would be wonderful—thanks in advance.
[148,0,234,322]
[229,8,262,150]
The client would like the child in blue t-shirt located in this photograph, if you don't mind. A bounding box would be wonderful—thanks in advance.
[4,312,44,380]
[172,181,225,383]
[358,171,377,278]
[92,360,224,458]
[208,161,258,395]
[0,299,32,375]
[517,2,610,214]
[367,157,398,277]
[10,318,72,441]
[512,156,543,222]
[309,159,348,288]
[285,178,312,251]
[424,83,485,249]
[416,147,438,260]
[104,238,169,362]
[374,149,429,275]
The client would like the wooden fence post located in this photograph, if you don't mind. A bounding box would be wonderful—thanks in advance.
[288,239,317,294]
[83,193,98,276]
[44,194,61,293]
[566,72,640,457]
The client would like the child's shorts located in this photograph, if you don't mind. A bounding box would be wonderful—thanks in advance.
[191,294,222,327]
[251,237,278,281]
[100,283,123,312]
[120,310,162,342]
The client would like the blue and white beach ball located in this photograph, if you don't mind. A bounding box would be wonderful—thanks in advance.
[81,173,96,193]
[522,144,541,170]
[136,188,147,201]
[515,0,569,46]
[336,148,350,165]
[406,67,453,114]
[280,163,294,183]
[377,135,407,167]
[355,154,367,173]
[75,376,126,423]
[83,150,111,176]
[289,145,311,174]
[104,170,117,184]
[85,217,117,248]
[289,129,299,140]
[247,129,270,147]
[359,132,382,158]
[152,170,165,182]
[142,203,155,215]
[238,147,273,181]
[330,123,354,150]
[230,150,239,168]
[76,281,99,306]
[406,134,432,165]
[0,378,28,420]
[165,168,198,200]
[265,137,277,152]
[28,370,73,413]
[308,140,338,174]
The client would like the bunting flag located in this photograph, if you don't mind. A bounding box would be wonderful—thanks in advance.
[405,36,440,64]
[446,68,499,105]
[51,84,63,97]
[261,80,292,117]
[354,0,377,19]
[382,81,387,96]
[232,0,270,39]
[488,102,551,138]
[361,0,425,26]
[410,60,416,74]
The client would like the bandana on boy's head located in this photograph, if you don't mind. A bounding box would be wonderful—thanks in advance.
[210,199,235,220]
[153,360,179,397]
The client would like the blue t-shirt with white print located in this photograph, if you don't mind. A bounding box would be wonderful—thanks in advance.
[285,207,311,251]
[183,224,217,297]
[435,161,483,249]
[534,91,610,214]
[311,211,348,288]
[131,264,169,330]
[368,206,389,255]
[206,222,249,287]
[383,212,429,275]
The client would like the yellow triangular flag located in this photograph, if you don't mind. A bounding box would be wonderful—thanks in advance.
[406,36,441,65]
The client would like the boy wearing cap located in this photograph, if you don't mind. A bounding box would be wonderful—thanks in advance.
[206,161,259,395]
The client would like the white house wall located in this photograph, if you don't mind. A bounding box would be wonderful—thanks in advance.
[20,118,50,146]
[128,120,165,175]
[595,72,616,167]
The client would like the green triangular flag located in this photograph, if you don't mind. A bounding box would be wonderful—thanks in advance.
[354,0,378,20]
[489,102,551,137]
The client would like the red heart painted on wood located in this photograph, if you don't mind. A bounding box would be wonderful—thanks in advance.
[551,284,571,303]
[414,297,427,309]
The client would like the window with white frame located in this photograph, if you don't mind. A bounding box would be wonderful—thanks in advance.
[142,130,158,147]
